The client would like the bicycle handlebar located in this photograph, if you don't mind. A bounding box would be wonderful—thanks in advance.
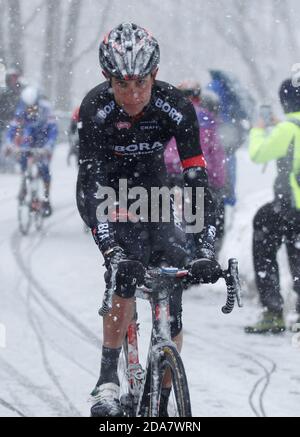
[23,147,47,155]
[98,258,243,317]
[220,259,243,314]
[5,146,47,159]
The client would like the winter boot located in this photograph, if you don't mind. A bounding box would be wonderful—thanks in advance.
[90,383,123,417]
[244,310,286,334]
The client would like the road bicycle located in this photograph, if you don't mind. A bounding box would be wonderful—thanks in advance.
[99,258,243,417]
[18,148,45,235]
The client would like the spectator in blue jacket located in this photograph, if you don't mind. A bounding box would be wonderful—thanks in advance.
[208,70,254,207]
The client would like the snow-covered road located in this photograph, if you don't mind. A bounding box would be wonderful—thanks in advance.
[0,144,299,417]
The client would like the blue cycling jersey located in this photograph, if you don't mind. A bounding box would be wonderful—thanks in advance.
[7,98,58,149]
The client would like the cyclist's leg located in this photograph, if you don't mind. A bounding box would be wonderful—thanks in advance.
[38,158,52,216]
[96,221,151,386]
[91,221,151,417]
[18,150,28,201]
[103,220,150,344]
[37,158,50,196]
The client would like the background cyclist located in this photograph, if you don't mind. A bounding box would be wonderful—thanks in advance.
[6,86,58,217]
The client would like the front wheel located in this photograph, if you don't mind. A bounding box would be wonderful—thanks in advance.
[18,200,31,235]
[32,200,43,231]
[147,344,192,417]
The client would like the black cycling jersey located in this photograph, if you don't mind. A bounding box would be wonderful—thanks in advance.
[76,79,215,254]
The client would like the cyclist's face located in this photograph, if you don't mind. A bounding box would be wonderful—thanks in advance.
[111,74,155,116]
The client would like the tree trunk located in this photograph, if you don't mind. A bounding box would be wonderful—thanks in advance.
[209,0,270,100]
[71,0,113,67]
[0,0,6,63]
[55,0,82,111]
[7,0,24,71]
[42,0,61,100]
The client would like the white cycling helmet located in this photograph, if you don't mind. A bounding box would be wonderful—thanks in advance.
[99,23,160,80]
[21,86,39,106]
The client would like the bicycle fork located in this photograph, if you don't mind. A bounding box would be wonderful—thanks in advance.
[126,318,145,395]
[137,281,175,417]
[124,290,172,417]
[121,313,145,416]
[148,289,173,417]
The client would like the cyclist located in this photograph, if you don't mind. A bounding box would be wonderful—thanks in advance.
[76,22,221,417]
[245,78,300,334]
[164,81,226,254]
[6,86,58,217]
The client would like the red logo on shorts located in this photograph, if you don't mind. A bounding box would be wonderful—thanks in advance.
[116,121,131,130]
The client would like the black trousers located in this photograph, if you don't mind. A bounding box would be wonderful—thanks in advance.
[253,202,300,314]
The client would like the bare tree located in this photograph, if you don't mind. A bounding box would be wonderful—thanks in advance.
[55,0,82,111]
[71,1,113,67]
[0,15,5,64]
[7,0,24,71]
[42,0,61,99]
[275,0,300,63]
[54,0,116,110]
[206,0,279,100]
[23,1,46,29]
[0,0,6,62]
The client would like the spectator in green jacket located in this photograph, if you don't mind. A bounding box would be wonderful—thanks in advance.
[245,78,300,334]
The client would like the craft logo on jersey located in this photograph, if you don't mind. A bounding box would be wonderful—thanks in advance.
[113,141,163,155]
[96,101,115,120]
[139,120,160,131]
[155,98,183,125]
[115,121,131,130]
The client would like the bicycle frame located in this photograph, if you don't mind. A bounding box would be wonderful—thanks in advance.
[99,261,243,417]
[126,272,182,416]
[18,148,44,234]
